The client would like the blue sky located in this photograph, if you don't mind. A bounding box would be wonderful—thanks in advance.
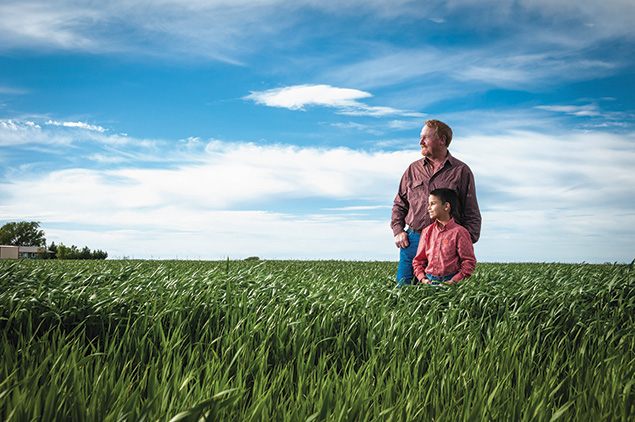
[1,0,634,263]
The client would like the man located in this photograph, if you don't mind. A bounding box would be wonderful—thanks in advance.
[391,119,481,286]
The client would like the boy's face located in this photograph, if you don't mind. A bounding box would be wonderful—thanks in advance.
[428,194,450,221]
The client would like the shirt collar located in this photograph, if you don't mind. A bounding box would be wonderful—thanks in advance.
[435,217,457,231]
[424,150,453,167]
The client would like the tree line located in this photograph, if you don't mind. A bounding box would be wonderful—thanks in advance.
[48,242,109,260]
[0,221,108,260]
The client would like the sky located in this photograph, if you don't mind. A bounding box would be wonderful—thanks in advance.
[1,0,634,263]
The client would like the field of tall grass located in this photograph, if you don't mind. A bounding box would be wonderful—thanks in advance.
[1,259,634,421]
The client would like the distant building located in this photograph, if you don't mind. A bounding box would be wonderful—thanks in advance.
[0,245,19,259]
[0,245,51,259]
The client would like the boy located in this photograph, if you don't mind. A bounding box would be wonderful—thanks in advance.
[412,188,476,286]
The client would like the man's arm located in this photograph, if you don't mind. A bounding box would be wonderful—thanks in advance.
[391,171,410,246]
[460,167,482,243]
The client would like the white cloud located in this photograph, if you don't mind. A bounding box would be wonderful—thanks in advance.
[245,84,371,110]
[0,118,160,156]
[2,120,635,262]
[456,130,635,203]
[46,120,106,132]
[3,131,412,215]
[245,84,423,117]
[2,136,415,260]
[43,210,394,260]
[0,118,72,146]
[452,129,635,262]
[1,119,40,130]
[322,205,392,211]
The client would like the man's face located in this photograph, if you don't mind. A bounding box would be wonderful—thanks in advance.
[419,125,445,158]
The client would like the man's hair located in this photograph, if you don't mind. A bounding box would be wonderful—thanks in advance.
[425,119,453,147]
[430,188,459,216]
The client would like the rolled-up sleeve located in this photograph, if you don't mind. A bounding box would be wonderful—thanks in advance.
[391,173,410,236]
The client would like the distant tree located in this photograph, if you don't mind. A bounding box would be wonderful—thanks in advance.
[0,221,46,246]
[48,242,58,259]
[36,247,51,259]
[80,246,92,260]
[0,223,108,260]
[92,249,108,259]
[56,243,75,259]
[55,243,108,260]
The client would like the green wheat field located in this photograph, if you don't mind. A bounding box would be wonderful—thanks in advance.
[1,259,634,421]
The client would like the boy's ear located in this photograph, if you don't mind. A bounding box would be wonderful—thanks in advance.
[444,202,451,213]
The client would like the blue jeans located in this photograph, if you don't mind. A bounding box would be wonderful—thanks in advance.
[396,229,421,287]
[426,272,458,287]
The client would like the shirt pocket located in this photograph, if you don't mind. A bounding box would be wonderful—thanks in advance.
[408,181,428,196]
[407,182,429,208]
[441,238,457,255]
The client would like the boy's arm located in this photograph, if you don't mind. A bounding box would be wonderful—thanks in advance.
[449,229,476,283]
[412,235,428,283]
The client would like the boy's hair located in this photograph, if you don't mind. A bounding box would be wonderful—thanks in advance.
[430,188,459,217]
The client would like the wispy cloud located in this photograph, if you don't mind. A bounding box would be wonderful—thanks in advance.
[0,0,632,91]
[0,85,27,95]
[440,0,635,43]
[536,104,601,117]
[245,84,423,117]
[0,2,101,51]
[0,0,427,62]
[533,101,635,131]
[325,46,620,97]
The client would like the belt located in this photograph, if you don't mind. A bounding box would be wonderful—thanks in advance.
[407,226,423,234]
[426,272,458,282]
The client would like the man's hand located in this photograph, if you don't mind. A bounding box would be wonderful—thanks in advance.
[394,231,409,249]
